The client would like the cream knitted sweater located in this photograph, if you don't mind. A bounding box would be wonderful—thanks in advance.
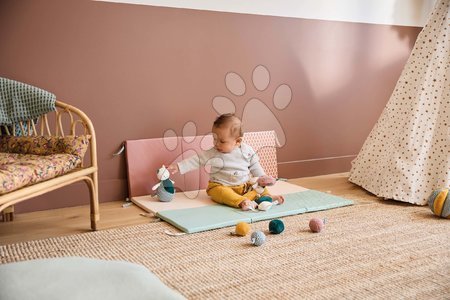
[177,143,265,186]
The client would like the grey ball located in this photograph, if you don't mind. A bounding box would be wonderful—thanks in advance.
[250,231,266,246]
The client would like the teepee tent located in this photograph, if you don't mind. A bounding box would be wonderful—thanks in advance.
[349,0,449,205]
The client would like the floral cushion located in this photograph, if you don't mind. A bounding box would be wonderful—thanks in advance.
[0,153,82,194]
[0,135,89,158]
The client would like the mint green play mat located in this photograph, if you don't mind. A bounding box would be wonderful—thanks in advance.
[157,190,353,233]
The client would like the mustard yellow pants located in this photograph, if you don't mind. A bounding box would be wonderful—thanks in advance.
[206,181,270,208]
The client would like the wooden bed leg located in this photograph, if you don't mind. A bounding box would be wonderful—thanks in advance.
[2,206,15,222]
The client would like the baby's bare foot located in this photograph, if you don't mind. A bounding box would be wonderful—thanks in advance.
[239,199,257,211]
[271,195,285,205]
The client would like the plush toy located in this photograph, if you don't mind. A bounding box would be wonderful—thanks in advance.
[152,165,175,202]
[428,188,450,218]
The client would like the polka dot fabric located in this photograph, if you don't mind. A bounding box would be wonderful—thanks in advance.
[349,0,450,205]
[243,131,278,179]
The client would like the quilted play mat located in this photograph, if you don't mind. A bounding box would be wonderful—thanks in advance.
[125,131,353,233]
[131,180,307,213]
[132,181,353,233]
[157,190,353,233]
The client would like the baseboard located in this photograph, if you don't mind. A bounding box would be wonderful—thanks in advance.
[277,155,356,179]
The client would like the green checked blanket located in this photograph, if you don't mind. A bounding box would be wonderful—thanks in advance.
[0,77,56,126]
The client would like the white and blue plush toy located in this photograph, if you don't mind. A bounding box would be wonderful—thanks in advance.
[152,165,175,202]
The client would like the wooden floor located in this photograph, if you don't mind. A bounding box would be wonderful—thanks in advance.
[0,173,376,245]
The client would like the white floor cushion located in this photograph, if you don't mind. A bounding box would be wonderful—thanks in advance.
[0,257,185,300]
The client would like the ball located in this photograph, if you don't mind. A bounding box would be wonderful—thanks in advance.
[309,217,325,233]
[257,201,273,211]
[269,219,285,234]
[428,188,450,218]
[250,231,266,246]
[255,196,272,204]
[235,222,251,236]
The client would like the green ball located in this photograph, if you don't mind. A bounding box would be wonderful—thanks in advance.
[256,196,272,204]
[268,219,284,234]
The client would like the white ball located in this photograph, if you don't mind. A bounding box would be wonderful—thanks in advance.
[258,202,273,211]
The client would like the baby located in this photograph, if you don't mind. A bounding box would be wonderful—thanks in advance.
[168,113,284,210]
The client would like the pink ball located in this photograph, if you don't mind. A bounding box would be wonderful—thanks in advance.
[309,217,325,233]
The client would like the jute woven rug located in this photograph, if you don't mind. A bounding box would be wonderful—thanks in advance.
[1,193,449,299]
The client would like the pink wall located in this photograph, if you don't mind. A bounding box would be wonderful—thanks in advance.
[0,0,421,212]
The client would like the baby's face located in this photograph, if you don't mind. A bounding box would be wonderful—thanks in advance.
[212,126,240,153]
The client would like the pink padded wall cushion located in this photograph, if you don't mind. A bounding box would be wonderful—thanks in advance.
[125,137,185,197]
[243,131,278,179]
[125,131,278,197]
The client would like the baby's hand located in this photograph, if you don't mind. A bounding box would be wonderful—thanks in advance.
[239,199,257,211]
[167,164,179,174]
[271,195,285,205]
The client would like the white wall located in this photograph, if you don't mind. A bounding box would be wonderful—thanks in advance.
[96,0,437,27]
